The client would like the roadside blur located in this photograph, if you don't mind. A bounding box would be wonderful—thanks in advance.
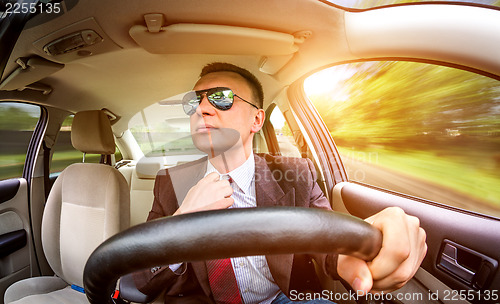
[306,61,500,217]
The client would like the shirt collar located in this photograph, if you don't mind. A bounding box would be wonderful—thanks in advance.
[205,152,255,194]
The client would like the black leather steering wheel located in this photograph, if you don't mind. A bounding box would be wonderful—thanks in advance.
[83,207,382,304]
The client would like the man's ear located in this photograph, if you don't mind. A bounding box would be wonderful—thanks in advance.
[251,109,266,133]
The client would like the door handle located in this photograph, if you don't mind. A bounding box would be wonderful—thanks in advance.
[438,240,497,289]
[439,242,476,282]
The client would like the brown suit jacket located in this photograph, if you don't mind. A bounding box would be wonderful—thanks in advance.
[133,154,339,302]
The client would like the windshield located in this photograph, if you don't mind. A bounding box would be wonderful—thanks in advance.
[329,0,500,9]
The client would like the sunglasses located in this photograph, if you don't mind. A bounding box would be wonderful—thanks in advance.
[182,87,259,115]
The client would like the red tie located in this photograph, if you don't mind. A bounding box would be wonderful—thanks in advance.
[206,258,243,304]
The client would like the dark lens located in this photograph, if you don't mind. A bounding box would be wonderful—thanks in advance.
[182,91,199,115]
[208,89,233,110]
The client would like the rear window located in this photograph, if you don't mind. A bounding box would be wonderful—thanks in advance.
[128,102,205,166]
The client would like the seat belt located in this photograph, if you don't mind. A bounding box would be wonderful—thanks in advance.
[42,140,51,200]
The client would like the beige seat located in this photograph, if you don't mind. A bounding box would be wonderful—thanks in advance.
[119,157,163,226]
[253,131,268,154]
[4,110,130,304]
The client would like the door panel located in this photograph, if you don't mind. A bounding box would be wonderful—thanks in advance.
[0,179,34,302]
[0,180,20,204]
[333,182,500,303]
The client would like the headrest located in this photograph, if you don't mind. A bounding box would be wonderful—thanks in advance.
[71,110,115,154]
[136,157,164,179]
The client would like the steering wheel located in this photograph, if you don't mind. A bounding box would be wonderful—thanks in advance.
[83,207,382,304]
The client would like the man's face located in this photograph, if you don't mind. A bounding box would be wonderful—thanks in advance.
[189,71,259,156]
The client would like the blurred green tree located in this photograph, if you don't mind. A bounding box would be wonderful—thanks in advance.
[310,61,500,150]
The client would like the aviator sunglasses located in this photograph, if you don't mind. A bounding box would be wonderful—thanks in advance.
[182,87,259,115]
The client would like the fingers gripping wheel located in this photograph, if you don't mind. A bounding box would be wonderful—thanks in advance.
[83,207,382,304]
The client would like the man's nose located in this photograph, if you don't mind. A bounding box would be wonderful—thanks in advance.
[196,94,215,116]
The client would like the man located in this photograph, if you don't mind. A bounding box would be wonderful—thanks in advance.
[133,63,427,303]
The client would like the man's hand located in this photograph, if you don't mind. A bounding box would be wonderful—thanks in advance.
[337,207,427,294]
[174,172,233,215]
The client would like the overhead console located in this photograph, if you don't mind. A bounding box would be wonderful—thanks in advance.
[0,17,121,93]
[129,13,311,75]
[32,17,121,63]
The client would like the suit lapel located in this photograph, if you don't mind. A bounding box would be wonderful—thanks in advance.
[192,261,211,297]
[254,155,295,207]
[169,156,207,208]
[254,155,295,295]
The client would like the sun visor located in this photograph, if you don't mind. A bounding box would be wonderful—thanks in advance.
[129,23,299,56]
[0,56,63,91]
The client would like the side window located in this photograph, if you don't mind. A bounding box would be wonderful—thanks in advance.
[269,106,301,158]
[0,102,41,180]
[306,61,500,218]
[50,115,122,174]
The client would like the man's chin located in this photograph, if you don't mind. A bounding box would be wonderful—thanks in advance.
[192,128,241,156]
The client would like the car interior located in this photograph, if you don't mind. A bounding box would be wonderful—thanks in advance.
[0,0,499,303]
[3,109,130,303]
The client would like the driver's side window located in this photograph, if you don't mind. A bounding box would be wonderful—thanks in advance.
[306,61,500,218]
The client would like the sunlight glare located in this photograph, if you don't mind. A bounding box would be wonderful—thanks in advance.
[304,66,354,102]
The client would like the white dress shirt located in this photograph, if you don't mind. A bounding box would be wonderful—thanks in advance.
[204,152,281,304]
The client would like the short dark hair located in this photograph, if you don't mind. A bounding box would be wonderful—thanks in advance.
[200,62,264,109]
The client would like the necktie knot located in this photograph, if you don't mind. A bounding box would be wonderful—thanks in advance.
[221,174,233,184]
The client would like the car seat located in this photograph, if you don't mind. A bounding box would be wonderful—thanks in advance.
[4,110,130,304]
